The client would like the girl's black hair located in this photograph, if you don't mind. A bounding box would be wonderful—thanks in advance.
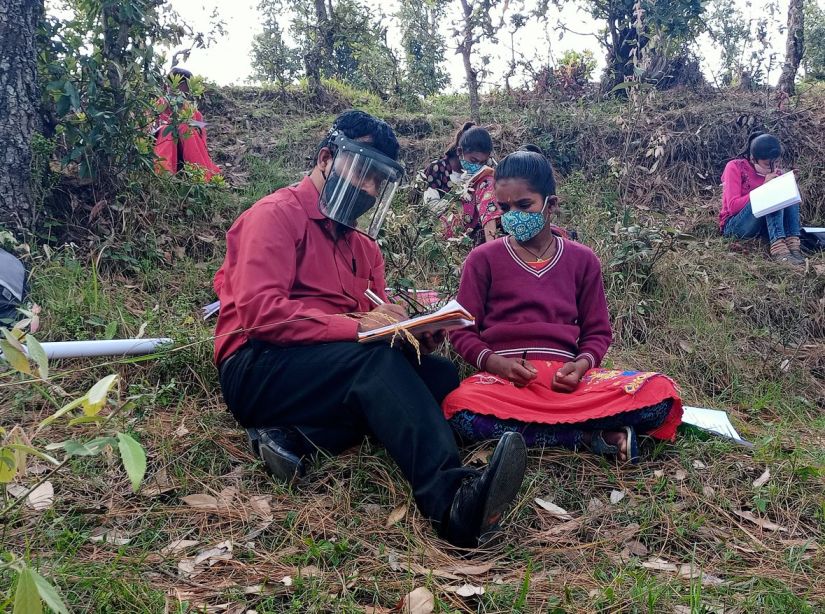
[458,126,493,155]
[446,121,475,157]
[169,66,193,81]
[519,143,544,155]
[317,109,400,160]
[495,151,556,197]
[738,131,782,161]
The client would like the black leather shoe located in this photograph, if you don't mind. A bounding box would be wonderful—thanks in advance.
[445,431,527,548]
[246,427,307,483]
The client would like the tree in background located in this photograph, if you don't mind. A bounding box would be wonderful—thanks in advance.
[453,0,522,122]
[803,1,825,80]
[564,0,705,92]
[398,0,451,97]
[777,0,805,97]
[704,0,751,85]
[252,0,448,103]
[251,0,302,87]
[0,0,43,230]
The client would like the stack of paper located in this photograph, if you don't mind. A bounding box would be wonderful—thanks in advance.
[750,172,801,218]
[358,299,474,343]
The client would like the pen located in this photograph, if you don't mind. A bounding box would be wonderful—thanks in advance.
[521,350,528,367]
[364,288,385,307]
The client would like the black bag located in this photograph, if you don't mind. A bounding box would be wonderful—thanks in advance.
[801,228,825,254]
[0,248,26,323]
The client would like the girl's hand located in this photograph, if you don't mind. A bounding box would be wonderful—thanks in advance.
[486,354,538,387]
[764,172,779,183]
[551,359,590,393]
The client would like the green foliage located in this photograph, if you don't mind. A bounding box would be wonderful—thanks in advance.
[1,325,148,611]
[803,1,825,81]
[37,0,217,191]
[398,0,451,97]
[250,0,302,86]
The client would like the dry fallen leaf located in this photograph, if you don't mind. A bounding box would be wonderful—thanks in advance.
[174,422,190,438]
[587,498,606,514]
[449,584,485,597]
[623,539,648,557]
[27,481,54,511]
[141,467,178,498]
[181,493,220,510]
[641,557,678,572]
[6,484,27,499]
[610,490,626,505]
[281,576,293,587]
[733,510,788,532]
[386,503,408,528]
[549,518,582,534]
[466,447,493,465]
[89,527,132,546]
[692,460,707,470]
[534,498,572,520]
[653,469,665,478]
[702,486,716,498]
[388,551,402,572]
[193,540,234,566]
[752,468,771,488]
[678,340,695,354]
[160,539,200,556]
[437,561,494,576]
[249,495,273,521]
[401,587,435,614]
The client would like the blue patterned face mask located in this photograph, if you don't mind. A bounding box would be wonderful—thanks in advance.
[461,159,485,174]
[501,197,549,242]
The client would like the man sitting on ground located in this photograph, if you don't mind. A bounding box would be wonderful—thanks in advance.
[213,110,527,548]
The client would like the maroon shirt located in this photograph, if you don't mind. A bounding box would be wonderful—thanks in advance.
[450,236,612,371]
[213,177,387,364]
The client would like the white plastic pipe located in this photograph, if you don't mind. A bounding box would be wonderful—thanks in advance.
[31,338,173,359]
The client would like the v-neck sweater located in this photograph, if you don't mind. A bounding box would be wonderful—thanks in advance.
[450,236,612,371]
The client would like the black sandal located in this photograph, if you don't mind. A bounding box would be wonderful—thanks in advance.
[589,426,639,464]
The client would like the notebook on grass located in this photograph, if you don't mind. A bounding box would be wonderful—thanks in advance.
[750,171,801,218]
[357,300,474,343]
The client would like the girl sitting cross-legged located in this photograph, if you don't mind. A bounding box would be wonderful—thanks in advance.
[442,150,683,463]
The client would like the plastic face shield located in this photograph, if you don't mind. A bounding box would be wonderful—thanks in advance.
[318,133,404,239]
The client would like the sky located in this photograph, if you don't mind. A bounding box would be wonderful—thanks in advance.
[166,0,790,89]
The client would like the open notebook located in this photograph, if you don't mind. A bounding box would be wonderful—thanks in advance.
[750,171,801,218]
[357,300,474,343]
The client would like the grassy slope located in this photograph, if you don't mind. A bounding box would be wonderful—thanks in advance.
[1,86,823,613]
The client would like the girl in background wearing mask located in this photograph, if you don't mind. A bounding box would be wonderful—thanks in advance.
[720,132,804,265]
[442,151,682,463]
[419,123,500,245]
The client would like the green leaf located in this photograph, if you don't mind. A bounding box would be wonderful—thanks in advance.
[0,340,31,376]
[46,437,116,457]
[103,321,118,340]
[67,415,106,427]
[117,432,147,492]
[5,444,60,466]
[82,374,119,416]
[13,567,43,614]
[37,396,85,431]
[0,447,18,483]
[31,568,70,614]
[26,336,49,380]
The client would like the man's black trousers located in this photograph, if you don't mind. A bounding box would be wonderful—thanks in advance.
[219,340,475,525]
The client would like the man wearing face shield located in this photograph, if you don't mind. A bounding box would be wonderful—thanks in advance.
[213,110,527,548]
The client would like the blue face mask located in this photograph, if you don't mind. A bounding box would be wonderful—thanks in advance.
[501,197,549,242]
[461,159,485,174]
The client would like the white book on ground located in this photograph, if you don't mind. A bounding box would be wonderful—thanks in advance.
[750,171,801,218]
[681,406,752,447]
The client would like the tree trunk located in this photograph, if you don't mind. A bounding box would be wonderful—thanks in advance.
[778,0,805,97]
[0,0,42,231]
[459,0,480,123]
